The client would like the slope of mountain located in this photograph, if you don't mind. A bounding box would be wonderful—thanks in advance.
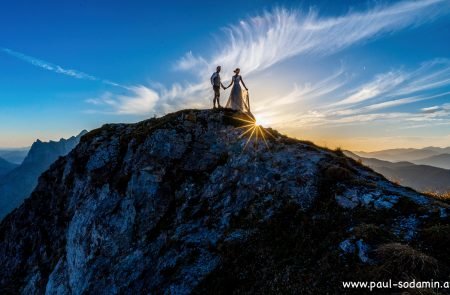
[0,157,18,177]
[422,146,450,154]
[344,151,450,193]
[413,153,450,170]
[354,148,440,163]
[1,109,448,294]
[0,130,87,219]
[0,147,30,164]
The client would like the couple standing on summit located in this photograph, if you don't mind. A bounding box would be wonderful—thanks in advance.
[210,66,250,113]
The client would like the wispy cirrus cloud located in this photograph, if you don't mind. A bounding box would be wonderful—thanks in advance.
[420,103,450,114]
[332,71,407,106]
[334,59,450,107]
[254,68,348,110]
[421,106,442,113]
[329,59,450,113]
[331,91,450,118]
[255,58,450,130]
[173,51,207,71]
[103,0,448,116]
[85,86,159,115]
[3,0,450,117]
[176,0,449,77]
[1,47,163,115]
[169,54,450,122]
[0,47,128,89]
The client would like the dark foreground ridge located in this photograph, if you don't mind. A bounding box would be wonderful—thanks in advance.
[1,109,449,294]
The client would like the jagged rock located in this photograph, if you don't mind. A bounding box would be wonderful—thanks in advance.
[0,130,87,219]
[335,194,358,209]
[392,215,419,241]
[0,109,449,294]
[356,239,372,264]
[339,239,355,254]
[338,237,373,264]
[440,208,448,219]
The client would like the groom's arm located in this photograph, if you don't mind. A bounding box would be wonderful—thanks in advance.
[225,80,233,89]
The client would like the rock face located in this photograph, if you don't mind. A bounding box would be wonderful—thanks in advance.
[0,131,88,219]
[0,109,449,294]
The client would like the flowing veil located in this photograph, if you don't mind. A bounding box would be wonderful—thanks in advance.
[243,90,251,113]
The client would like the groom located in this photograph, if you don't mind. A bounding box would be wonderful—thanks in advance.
[210,66,226,109]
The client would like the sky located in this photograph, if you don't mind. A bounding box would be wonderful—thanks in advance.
[1,0,450,151]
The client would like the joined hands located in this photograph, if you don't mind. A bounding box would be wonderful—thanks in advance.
[220,85,248,90]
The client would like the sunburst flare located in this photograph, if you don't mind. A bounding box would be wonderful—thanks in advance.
[232,112,274,151]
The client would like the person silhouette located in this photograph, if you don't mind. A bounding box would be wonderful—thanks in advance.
[224,68,250,112]
[210,66,226,109]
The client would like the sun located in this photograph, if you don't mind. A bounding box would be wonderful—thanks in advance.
[253,113,270,128]
[231,112,274,150]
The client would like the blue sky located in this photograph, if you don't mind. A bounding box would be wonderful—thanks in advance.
[1,0,450,151]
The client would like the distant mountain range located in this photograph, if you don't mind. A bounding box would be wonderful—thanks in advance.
[354,146,450,167]
[344,151,450,193]
[0,147,30,164]
[0,130,87,219]
[0,157,18,177]
[413,153,450,170]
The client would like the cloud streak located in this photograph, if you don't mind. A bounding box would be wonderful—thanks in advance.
[331,59,450,112]
[100,0,448,117]
[334,59,450,107]
[85,86,159,115]
[177,0,449,77]
[333,71,406,106]
[1,47,128,89]
[420,103,450,114]
[253,57,450,130]
[150,0,449,116]
[1,47,163,115]
[4,0,450,119]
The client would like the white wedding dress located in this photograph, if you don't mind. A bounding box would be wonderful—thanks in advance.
[225,75,250,113]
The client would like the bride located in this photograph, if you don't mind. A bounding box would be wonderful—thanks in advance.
[224,68,250,113]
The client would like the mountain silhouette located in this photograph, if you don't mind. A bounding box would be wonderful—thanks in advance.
[0,157,18,177]
[0,110,449,294]
[414,153,450,170]
[0,148,29,164]
[345,151,450,193]
[354,146,450,164]
[0,130,87,219]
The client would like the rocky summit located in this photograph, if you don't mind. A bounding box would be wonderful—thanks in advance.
[0,109,449,294]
